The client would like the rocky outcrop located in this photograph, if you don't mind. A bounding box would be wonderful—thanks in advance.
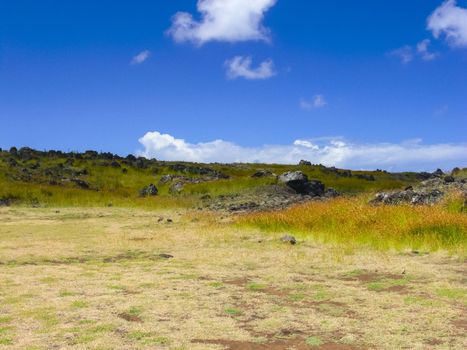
[168,164,228,179]
[371,189,444,205]
[206,185,315,212]
[159,173,227,195]
[371,176,466,206]
[278,171,325,196]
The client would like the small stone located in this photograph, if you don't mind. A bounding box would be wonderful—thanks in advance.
[280,235,297,245]
[158,254,173,259]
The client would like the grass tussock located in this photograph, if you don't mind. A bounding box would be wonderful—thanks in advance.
[238,195,467,253]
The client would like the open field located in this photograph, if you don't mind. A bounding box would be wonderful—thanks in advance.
[1,206,466,350]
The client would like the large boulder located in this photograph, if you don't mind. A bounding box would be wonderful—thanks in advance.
[278,171,324,196]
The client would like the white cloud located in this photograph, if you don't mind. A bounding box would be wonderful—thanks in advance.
[131,50,151,65]
[167,0,277,45]
[137,131,467,171]
[225,56,276,80]
[389,45,414,64]
[427,0,467,47]
[389,40,439,63]
[416,39,438,60]
[300,94,327,110]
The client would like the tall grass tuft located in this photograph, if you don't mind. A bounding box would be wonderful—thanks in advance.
[237,196,467,254]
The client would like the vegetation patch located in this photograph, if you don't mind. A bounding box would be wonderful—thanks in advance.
[238,197,467,253]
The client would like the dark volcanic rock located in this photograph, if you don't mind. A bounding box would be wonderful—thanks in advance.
[169,182,184,194]
[168,164,228,179]
[0,197,13,206]
[278,171,324,196]
[444,175,455,183]
[278,171,308,191]
[139,184,158,197]
[324,188,341,198]
[433,168,444,177]
[251,170,275,178]
[71,178,90,189]
[371,189,444,205]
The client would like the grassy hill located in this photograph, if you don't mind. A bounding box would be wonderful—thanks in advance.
[0,147,425,208]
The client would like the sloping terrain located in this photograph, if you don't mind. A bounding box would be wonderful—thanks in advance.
[0,147,445,210]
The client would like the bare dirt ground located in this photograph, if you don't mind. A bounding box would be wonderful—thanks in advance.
[0,207,465,349]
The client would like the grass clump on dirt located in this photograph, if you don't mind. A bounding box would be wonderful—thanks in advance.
[238,196,467,253]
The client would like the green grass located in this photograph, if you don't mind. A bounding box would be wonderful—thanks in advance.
[0,149,420,208]
[435,288,466,300]
[224,308,243,316]
[306,336,324,346]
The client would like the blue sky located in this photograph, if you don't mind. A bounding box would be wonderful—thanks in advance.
[0,0,466,170]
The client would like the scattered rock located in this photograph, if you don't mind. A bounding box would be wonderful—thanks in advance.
[228,202,260,212]
[168,164,228,179]
[169,182,184,194]
[71,178,90,189]
[139,184,158,197]
[299,160,312,166]
[280,235,297,245]
[251,170,276,178]
[0,198,12,206]
[324,188,341,198]
[371,189,444,205]
[444,175,455,183]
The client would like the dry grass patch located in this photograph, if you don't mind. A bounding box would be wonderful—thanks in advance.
[0,207,466,349]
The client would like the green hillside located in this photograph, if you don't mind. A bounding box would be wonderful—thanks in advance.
[0,147,434,208]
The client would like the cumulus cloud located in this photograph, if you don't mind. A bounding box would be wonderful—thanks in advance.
[427,0,467,47]
[137,131,467,171]
[416,39,438,60]
[167,0,277,45]
[225,56,276,80]
[131,50,151,65]
[389,45,414,64]
[300,95,327,110]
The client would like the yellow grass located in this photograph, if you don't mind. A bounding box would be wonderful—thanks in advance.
[238,196,467,254]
